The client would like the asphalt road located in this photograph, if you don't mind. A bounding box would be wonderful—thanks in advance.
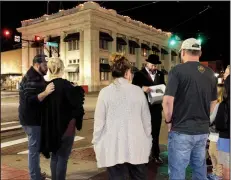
[1,93,98,122]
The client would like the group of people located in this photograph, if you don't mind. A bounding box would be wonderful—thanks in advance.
[19,56,85,180]
[92,38,230,180]
[207,65,230,180]
[19,37,230,180]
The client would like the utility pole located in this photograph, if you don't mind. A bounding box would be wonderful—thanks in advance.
[47,1,49,15]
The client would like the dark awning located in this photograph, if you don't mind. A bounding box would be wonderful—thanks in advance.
[64,64,79,73]
[116,37,127,45]
[48,36,60,43]
[100,64,111,72]
[161,48,169,55]
[171,50,178,56]
[161,69,168,75]
[1,73,22,76]
[141,43,151,50]
[64,33,80,42]
[152,46,160,52]
[129,40,140,48]
[100,32,113,42]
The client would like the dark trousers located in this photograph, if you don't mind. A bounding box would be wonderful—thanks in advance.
[50,135,74,180]
[107,163,147,180]
[149,104,162,158]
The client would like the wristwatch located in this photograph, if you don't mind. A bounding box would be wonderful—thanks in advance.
[165,119,172,124]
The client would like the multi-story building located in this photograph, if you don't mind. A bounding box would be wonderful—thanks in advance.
[17,1,181,92]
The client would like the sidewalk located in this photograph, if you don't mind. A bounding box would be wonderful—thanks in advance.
[1,145,191,180]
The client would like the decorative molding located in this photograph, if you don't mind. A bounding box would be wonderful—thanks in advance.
[19,1,171,38]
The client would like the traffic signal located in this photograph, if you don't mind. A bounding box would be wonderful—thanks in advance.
[197,34,205,45]
[34,35,42,41]
[2,29,11,38]
[170,39,176,46]
[168,34,180,47]
[4,30,10,37]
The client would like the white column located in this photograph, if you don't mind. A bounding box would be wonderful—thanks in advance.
[111,31,116,54]
[125,38,129,57]
[44,36,50,58]
[29,37,37,68]
[136,41,142,69]
[59,32,66,65]
[163,48,171,72]
[83,27,100,92]
[109,31,116,83]
[79,30,84,85]
[167,48,172,72]
[158,46,162,71]
[176,53,180,65]
[21,37,30,75]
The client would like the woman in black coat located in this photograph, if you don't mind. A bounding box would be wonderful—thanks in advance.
[40,57,85,180]
[215,75,230,180]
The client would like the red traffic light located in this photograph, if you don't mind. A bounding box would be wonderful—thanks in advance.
[3,30,10,37]
[35,35,42,41]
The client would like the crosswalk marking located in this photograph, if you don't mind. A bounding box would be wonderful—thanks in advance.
[17,136,85,154]
[1,137,28,148]
[1,125,22,132]
[1,121,18,126]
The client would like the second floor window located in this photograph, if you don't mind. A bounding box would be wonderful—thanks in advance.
[142,48,148,57]
[68,40,79,51]
[100,40,108,50]
[117,44,125,54]
[129,46,135,55]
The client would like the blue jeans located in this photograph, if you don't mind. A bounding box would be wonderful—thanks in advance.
[168,131,208,180]
[23,126,41,180]
[50,135,74,180]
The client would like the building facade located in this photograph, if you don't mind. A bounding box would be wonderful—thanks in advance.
[17,2,181,92]
[1,49,23,90]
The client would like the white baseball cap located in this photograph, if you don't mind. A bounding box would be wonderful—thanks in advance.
[179,38,201,52]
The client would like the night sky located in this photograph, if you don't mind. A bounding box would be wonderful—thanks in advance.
[1,1,230,67]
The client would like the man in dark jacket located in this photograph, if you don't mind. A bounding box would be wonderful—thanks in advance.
[132,54,165,164]
[19,54,55,180]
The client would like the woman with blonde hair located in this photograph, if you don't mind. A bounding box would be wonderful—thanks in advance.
[92,54,152,180]
[215,75,230,180]
[40,57,85,180]
[223,65,230,81]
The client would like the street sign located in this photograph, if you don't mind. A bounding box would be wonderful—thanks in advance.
[14,36,21,42]
[46,42,58,47]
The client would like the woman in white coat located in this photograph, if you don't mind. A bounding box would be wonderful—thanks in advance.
[92,55,152,180]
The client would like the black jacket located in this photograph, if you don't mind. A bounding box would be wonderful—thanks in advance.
[132,68,165,108]
[19,67,46,126]
[215,100,230,139]
[40,78,85,158]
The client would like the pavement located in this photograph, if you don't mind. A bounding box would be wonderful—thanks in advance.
[1,112,175,180]
[1,93,211,180]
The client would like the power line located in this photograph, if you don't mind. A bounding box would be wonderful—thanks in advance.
[168,5,211,31]
[118,1,159,14]
[100,2,105,6]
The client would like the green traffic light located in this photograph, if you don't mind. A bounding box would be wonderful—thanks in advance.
[197,38,202,44]
[170,40,176,46]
